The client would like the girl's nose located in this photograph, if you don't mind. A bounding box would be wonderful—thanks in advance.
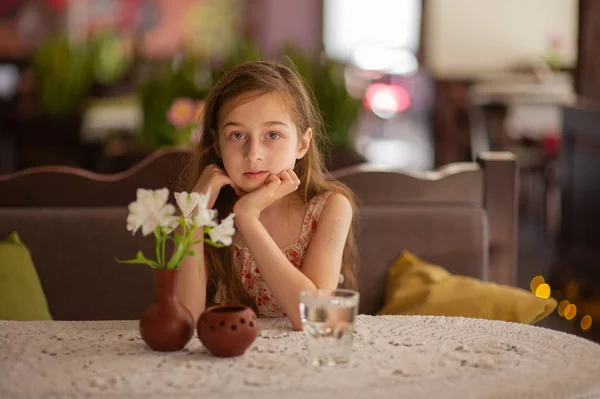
[244,139,263,162]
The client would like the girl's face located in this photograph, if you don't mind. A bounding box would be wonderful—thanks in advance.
[215,91,311,193]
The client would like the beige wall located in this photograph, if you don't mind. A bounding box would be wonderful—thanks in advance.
[424,0,579,78]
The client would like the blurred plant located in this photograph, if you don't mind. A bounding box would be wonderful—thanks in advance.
[166,98,205,146]
[211,38,262,80]
[544,34,565,72]
[184,0,240,61]
[32,35,96,116]
[93,30,132,85]
[281,44,362,150]
[137,38,261,150]
[32,30,134,117]
[137,38,360,153]
[137,52,208,149]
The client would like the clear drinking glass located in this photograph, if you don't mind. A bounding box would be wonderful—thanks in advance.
[299,289,360,366]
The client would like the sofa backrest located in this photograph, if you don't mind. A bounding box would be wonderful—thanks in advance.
[0,208,154,320]
[0,150,517,319]
[332,152,518,315]
[0,147,193,207]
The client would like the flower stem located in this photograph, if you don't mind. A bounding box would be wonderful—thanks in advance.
[154,228,162,268]
[160,231,166,268]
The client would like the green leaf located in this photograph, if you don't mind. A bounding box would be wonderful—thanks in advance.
[115,251,159,269]
[204,238,226,248]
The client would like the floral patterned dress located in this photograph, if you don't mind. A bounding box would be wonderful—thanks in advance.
[214,192,333,317]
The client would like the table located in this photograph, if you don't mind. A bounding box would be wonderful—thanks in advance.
[1,315,600,398]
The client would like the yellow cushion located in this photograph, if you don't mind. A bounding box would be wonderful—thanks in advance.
[377,251,557,324]
[0,232,52,321]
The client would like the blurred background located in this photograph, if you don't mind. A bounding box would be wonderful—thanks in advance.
[0,0,578,175]
[2,0,600,339]
[0,0,579,172]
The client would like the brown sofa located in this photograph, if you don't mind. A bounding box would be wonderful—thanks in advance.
[0,149,518,320]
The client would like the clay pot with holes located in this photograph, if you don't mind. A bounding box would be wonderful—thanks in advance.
[197,305,259,357]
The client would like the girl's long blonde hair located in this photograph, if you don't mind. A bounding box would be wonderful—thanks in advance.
[183,60,358,313]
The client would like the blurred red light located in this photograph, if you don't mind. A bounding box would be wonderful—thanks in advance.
[364,83,411,116]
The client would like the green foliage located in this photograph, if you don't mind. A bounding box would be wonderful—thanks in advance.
[280,44,363,150]
[117,220,201,270]
[32,35,96,116]
[211,38,263,81]
[138,39,262,149]
[138,40,361,150]
[137,53,209,149]
[117,250,159,269]
[93,30,132,85]
[32,31,133,117]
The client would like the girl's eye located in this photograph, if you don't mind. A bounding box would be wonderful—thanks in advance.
[231,132,245,140]
[267,132,281,140]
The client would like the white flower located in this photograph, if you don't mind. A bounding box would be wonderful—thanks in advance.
[120,187,235,271]
[209,213,236,246]
[126,188,177,236]
[174,191,199,218]
[190,188,217,227]
[126,200,150,235]
[195,187,211,211]
[137,188,169,208]
[153,188,169,206]
[195,208,218,227]
[174,189,216,225]
[157,205,179,234]
[135,188,154,202]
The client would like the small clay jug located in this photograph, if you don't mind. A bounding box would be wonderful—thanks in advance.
[139,269,195,351]
[197,305,259,357]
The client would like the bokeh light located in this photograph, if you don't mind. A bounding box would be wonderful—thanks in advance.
[535,283,551,299]
[364,83,411,119]
[530,276,545,293]
[564,304,577,320]
[581,315,592,331]
[558,300,569,317]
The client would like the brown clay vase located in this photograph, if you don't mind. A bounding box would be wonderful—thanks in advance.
[197,305,259,357]
[139,269,195,351]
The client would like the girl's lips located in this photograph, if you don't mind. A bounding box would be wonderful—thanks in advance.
[244,171,267,180]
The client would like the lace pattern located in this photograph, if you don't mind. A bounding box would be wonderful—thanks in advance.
[2,317,600,398]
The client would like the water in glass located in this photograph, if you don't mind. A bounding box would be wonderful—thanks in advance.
[299,289,359,366]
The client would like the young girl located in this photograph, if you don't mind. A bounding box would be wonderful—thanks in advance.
[176,60,358,330]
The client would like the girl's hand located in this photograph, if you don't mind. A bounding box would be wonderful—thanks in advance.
[233,169,300,219]
[192,164,240,209]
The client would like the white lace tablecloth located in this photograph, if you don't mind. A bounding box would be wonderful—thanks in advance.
[1,315,600,399]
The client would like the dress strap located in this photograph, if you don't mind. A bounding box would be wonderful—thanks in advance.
[310,191,332,221]
[300,191,332,236]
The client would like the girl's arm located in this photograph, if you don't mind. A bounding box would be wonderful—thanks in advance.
[176,163,239,324]
[175,225,207,325]
[234,193,352,330]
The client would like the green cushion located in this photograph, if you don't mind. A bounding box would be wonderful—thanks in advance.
[0,232,52,320]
